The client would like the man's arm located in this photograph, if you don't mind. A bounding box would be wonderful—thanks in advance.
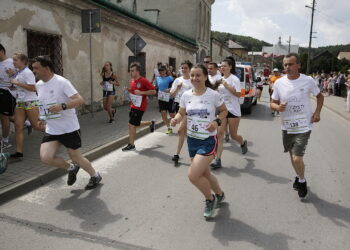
[311,93,324,123]
[48,93,84,113]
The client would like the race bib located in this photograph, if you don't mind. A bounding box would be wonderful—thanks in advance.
[103,81,113,91]
[38,99,62,120]
[16,89,26,102]
[174,95,180,103]
[283,116,309,134]
[129,93,142,107]
[158,91,170,102]
[187,116,210,140]
[223,95,233,105]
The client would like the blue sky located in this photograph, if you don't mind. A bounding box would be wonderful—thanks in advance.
[212,0,350,48]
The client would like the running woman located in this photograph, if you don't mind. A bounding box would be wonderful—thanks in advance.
[155,65,175,135]
[0,43,16,149]
[211,59,248,169]
[169,60,193,163]
[100,61,119,123]
[122,62,156,151]
[256,71,265,102]
[9,53,40,160]
[170,64,227,219]
[271,53,323,199]
[32,56,102,190]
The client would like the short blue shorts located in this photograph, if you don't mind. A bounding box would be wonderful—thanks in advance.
[187,136,217,158]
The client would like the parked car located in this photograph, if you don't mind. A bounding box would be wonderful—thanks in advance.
[235,64,258,114]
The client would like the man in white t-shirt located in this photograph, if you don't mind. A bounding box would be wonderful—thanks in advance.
[0,44,16,149]
[207,62,222,87]
[271,53,324,199]
[32,56,101,190]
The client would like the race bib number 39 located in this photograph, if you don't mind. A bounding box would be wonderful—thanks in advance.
[283,116,309,134]
[187,116,210,140]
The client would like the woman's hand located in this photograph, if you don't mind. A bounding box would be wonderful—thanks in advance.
[206,121,218,132]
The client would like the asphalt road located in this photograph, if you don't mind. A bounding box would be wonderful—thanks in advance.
[1,89,349,250]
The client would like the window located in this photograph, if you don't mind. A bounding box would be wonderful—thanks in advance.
[169,57,176,71]
[128,52,146,77]
[26,29,63,75]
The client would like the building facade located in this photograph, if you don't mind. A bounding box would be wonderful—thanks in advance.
[262,37,299,56]
[0,0,200,112]
[106,0,215,62]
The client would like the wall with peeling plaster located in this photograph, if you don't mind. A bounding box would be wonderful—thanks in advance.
[0,0,196,112]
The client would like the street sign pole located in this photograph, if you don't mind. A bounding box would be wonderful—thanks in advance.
[89,11,94,117]
[82,9,101,118]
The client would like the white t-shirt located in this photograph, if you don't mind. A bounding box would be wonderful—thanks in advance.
[14,67,37,102]
[170,76,193,103]
[36,74,80,135]
[180,87,224,137]
[218,74,241,116]
[0,58,17,97]
[209,72,222,86]
[272,74,320,133]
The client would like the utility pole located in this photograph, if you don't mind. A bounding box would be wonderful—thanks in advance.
[306,0,316,75]
[287,36,291,54]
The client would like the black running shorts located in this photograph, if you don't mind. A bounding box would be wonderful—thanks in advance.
[129,108,144,126]
[41,130,82,150]
[0,89,16,116]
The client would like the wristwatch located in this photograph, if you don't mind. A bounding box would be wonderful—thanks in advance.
[61,103,67,110]
[214,118,222,126]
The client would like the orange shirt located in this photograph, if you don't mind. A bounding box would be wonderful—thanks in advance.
[269,75,282,84]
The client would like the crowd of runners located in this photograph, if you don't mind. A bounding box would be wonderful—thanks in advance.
[0,41,323,219]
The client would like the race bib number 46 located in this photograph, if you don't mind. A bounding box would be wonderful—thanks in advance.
[187,116,210,140]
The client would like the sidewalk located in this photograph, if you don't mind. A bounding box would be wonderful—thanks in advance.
[0,99,162,203]
[321,94,350,122]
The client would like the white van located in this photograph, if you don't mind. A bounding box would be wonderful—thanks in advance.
[235,64,258,114]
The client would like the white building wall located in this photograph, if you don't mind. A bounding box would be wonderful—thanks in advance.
[0,0,196,111]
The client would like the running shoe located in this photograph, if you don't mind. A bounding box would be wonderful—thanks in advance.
[224,133,230,142]
[298,181,308,199]
[85,173,102,190]
[67,164,80,186]
[215,192,225,207]
[108,119,115,124]
[172,154,179,161]
[122,144,136,151]
[26,125,33,135]
[150,120,155,133]
[241,140,248,154]
[0,141,12,149]
[210,158,222,169]
[165,127,173,135]
[10,152,23,161]
[204,195,216,219]
[293,177,300,190]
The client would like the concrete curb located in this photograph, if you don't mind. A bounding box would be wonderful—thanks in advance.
[0,121,164,205]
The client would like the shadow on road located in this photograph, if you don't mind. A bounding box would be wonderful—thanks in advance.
[137,144,190,167]
[56,184,122,232]
[304,190,350,227]
[242,102,275,122]
[211,203,294,249]
[215,158,290,185]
